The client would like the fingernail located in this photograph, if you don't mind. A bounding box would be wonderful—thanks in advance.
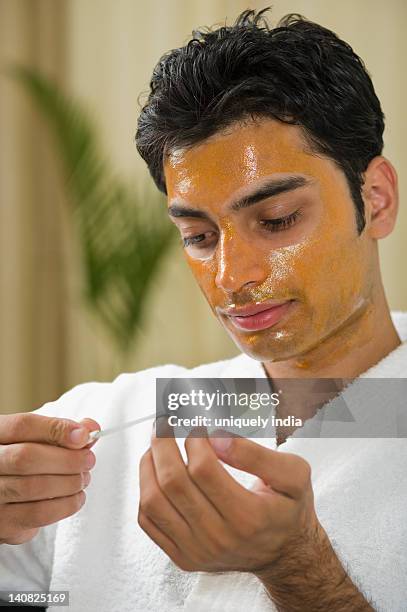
[153,415,172,438]
[87,430,100,444]
[85,452,96,470]
[70,427,88,445]
[209,436,232,453]
[82,472,91,488]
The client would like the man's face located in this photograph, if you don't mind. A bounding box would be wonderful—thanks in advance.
[163,118,374,363]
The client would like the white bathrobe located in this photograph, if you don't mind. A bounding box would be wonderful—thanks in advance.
[1,312,407,612]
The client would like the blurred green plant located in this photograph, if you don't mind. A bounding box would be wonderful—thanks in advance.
[10,66,176,357]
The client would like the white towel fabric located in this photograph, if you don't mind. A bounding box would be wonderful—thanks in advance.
[0,311,406,611]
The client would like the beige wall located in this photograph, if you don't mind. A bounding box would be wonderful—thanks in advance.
[1,0,406,413]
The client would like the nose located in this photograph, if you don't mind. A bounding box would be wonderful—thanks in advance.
[214,225,267,293]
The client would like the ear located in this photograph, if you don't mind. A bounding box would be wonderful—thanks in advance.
[362,156,399,239]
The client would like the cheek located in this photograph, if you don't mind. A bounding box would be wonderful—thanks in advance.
[185,255,219,303]
[283,219,371,333]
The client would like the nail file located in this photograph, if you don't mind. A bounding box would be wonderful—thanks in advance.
[87,411,166,444]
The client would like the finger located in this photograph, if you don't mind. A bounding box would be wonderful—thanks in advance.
[0,472,91,503]
[78,418,101,449]
[250,477,278,497]
[209,434,312,499]
[184,434,260,519]
[151,425,225,529]
[139,449,192,546]
[0,491,86,534]
[0,413,101,449]
[137,511,191,571]
[0,443,96,476]
[1,528,40,545]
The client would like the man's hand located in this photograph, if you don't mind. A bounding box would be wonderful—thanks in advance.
[138,424,318,573]
[138,424,374,611]
[0,413,100,545]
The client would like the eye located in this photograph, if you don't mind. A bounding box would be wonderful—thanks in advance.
[259,209,302,232]
[182,231,217,248]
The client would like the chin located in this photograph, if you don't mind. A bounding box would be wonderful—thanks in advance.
[227,327,309,363]
[217,301,319,363]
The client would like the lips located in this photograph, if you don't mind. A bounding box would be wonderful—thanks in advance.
[221,300,294,332]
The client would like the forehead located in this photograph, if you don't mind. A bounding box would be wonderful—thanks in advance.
[163,118,329,203]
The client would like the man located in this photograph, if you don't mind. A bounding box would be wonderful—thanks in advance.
[0,9,406,612]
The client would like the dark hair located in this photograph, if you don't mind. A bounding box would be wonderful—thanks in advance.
[136,8,385,234]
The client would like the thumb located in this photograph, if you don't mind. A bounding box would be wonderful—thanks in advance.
[208,431,311,499]
[48,416,101,449]
[0,413,100,449]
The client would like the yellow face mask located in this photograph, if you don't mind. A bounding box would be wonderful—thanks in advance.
[164,117,375,368]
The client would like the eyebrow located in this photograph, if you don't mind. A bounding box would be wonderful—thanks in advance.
[167,175,311,220]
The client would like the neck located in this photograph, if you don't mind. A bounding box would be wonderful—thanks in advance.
[263,286,401,380]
